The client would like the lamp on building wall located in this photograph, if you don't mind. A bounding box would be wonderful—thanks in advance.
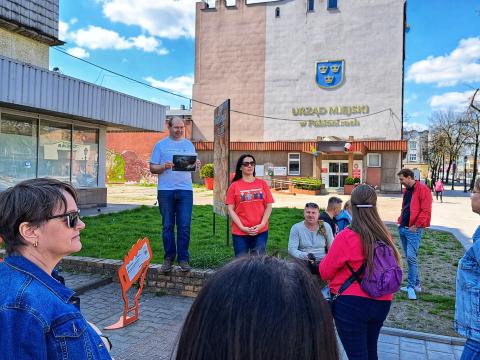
[464,155,468,193]
[344,142,352,151]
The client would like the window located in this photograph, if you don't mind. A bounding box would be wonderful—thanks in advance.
[409,141,417,150]
[275,7,280,17]
[226,0,235,6]
[307,0,314,11]
[367,153,381,167]
[409,154,417,162]
[38,120,72,183]
[327,0,337,9]
[288,153,300,175]
[0,113,37,189]
[72,126,99,188]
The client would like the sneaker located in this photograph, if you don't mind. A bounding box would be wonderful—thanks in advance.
[161,259,173,273]
[400,285,422,293]
[179,261,191,272]
[407,287,417,300]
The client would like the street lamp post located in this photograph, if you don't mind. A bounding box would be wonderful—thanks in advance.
[464,155,468,193]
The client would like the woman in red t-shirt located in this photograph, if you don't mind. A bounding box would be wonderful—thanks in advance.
[319,184,402,360]
[226,154,274,257]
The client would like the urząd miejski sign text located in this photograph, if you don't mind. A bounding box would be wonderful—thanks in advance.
[292,105,369,127]
[292,105,369,117]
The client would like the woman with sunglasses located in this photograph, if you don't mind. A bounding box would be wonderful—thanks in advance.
[226,154,274,256]
[0,178,112,359]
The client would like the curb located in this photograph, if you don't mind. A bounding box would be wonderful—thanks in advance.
[72,277,113,296]
[384,221,472,251]
[381,327,466,346]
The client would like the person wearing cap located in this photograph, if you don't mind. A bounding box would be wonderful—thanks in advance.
[288,202,334,262]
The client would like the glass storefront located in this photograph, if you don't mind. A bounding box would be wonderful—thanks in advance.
[38,120,72,183]
[72,127,99,188]
[0,111,100,189]
[0,114,37,189]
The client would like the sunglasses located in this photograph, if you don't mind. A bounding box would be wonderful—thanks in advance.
[242,161,255,167]
[305,202,319,209]
[47,210,81,228]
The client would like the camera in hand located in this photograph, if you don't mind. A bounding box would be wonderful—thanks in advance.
[307,253,320,275]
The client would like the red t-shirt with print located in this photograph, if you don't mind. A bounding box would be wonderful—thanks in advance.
[225,178,275,235]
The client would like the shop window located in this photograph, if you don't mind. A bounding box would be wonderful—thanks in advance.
[367,153,381,167]
[0,113,37,189]
[275,7,280,17]
[307,0,314,12]
[72,126,99,188]
[38,120,72,183]
[226,0,235,6]
[288,153,300,175]
[409,153,417,162]
[327,0,337,9]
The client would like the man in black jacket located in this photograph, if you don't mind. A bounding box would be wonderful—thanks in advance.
[320,196,343,235]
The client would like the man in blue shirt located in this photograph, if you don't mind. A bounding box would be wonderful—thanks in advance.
[150,117,200,272]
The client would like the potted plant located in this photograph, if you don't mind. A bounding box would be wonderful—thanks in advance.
[200,163,214,190]
[344,176,355,195]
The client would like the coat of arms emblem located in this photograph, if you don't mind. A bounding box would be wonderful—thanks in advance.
[315,60,345,89]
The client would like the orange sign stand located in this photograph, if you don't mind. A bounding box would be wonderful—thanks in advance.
[104,237,153,330]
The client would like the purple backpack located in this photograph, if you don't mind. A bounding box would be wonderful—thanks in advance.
[347,241,402,298]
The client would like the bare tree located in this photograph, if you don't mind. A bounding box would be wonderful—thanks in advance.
[469,89,480,189]
[429,110,469,188]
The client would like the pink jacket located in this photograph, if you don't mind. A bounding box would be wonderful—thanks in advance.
[434,181,444,192]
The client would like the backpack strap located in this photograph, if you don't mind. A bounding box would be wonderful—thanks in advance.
[345,262,366,285]
[333,262,366,300]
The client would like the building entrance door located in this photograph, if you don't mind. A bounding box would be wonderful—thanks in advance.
[327,161,349,188]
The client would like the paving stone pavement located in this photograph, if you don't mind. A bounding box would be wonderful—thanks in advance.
[78,281,464,360]
[60,270,111,292]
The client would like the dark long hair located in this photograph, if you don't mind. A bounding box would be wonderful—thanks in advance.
[350,185,402,273]
[232,154,256,182]
[175,256,339,360]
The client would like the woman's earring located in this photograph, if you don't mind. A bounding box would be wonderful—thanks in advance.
[33,240,38,248]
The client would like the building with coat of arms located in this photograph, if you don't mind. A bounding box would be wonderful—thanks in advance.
[191,0,407,191]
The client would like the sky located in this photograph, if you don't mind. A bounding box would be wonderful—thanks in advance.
[51,0,480,131]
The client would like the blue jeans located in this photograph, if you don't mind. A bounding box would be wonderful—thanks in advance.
[157,190,193,263]
[461,339,480,360]
[232,231,268,257]
[398,226,423,288]
[333,296,391,360]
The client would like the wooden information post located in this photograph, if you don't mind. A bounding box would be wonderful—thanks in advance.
[105,237,153,330]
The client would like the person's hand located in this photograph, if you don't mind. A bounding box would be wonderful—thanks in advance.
[195,159,202,171]
[163,161,174,170]
[409,225,418,232]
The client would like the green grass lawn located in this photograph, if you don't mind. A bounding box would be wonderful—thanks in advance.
[77,205,466,336]
[78,205,304,268]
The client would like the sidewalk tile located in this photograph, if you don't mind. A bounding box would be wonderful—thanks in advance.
[427,350,456,360]
[426,341,454,353]
[379,351,400,360]
[400,340,426,354]
[378,341,400,354]
[400,350,427,360]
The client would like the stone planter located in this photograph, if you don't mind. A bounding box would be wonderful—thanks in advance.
[291,184,325,195]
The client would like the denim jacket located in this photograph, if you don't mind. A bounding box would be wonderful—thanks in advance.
[455,227,480,341]
[0,256,112,360]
